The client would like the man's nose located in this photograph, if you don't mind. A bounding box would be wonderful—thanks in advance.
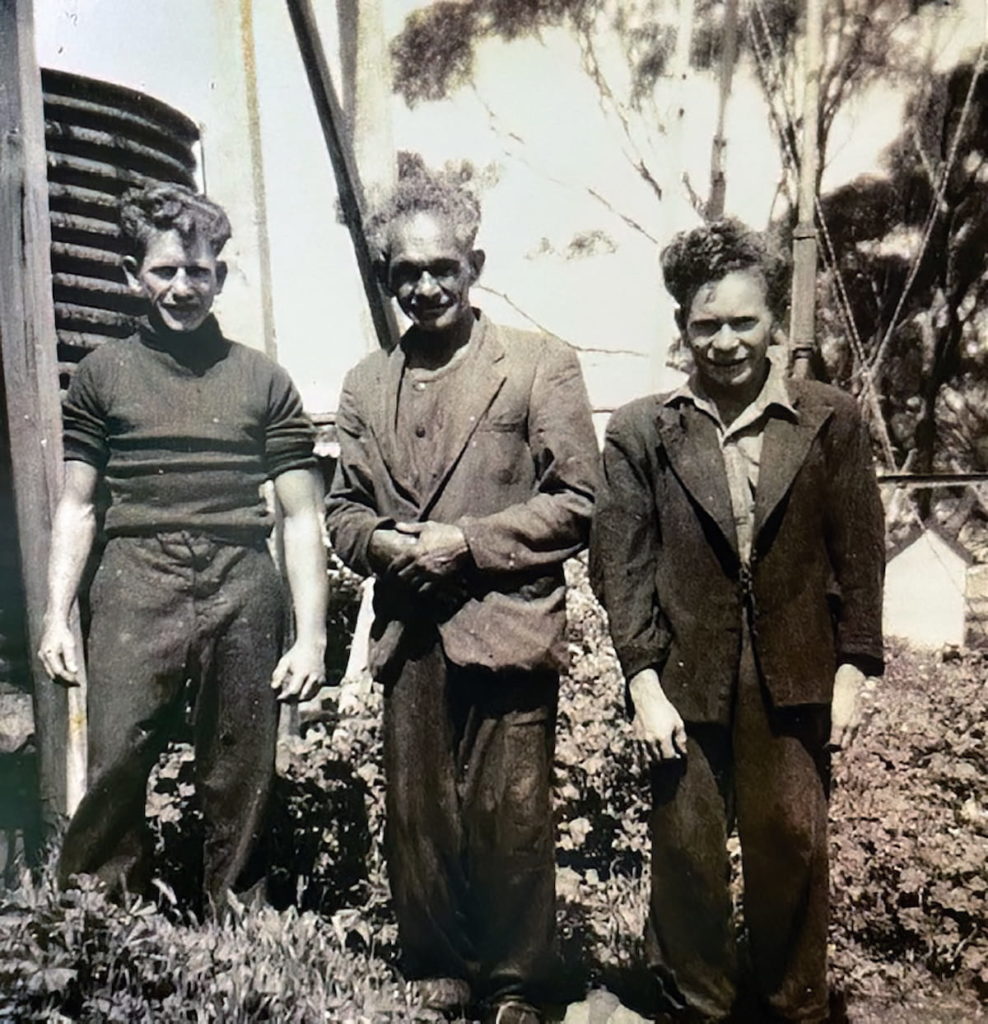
[711,323,738,350]
[171,269,194,297]
[416,271,440,298]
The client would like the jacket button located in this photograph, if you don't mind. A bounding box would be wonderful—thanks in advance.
[415,425,426,438]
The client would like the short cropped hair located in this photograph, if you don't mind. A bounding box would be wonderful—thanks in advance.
[660,218,790,318]
[365,168,481,265]
[119,183,231,260]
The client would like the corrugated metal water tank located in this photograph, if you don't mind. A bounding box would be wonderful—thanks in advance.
[42,69,200,389]
[0,73,200,732]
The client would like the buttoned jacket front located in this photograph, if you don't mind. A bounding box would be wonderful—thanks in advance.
[590,378,885,723]
[327,313,599,679]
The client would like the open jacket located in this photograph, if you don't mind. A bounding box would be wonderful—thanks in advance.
[327,313,599,679]
[590,378,885,723]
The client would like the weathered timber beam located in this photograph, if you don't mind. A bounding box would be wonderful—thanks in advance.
[0,0,87,824]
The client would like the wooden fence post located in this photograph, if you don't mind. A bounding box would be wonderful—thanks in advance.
[0,0,87,826]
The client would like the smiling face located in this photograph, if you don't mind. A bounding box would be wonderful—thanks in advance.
[124,229,226,333]
[683,269,774,399]
[385,211,482,333]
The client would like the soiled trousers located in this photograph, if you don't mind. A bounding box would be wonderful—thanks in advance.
[647,623,831,1023]
[58,533,283,909]
[383,639,557,1005]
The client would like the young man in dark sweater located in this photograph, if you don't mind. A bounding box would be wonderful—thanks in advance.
[38,184,327,910]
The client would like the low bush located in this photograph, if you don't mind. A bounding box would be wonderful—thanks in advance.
[3,556,986,1021]
[829,641,988,1000]
[0,865,438,1023]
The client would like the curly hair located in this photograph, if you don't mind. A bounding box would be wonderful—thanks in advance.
[660,218,790,319]
[119,183,231,259]
[364,167,481,264]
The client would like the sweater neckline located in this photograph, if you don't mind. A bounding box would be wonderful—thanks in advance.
[137,314,230,374]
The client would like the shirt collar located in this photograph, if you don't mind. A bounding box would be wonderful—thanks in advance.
[664,346,796,427]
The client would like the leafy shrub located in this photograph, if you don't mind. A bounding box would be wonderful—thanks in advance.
[0,864,439,1023]
[5,556,988,1021]
[829,641,988,1000]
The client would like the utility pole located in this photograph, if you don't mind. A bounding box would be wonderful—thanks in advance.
[0,0,88,825]
[669,0,696,223]
[286,0,398,351]
[338,0,397,353]
[789,0,823,378]
[706,0,739,220]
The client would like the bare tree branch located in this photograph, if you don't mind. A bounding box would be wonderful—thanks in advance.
[475,283,649,357]
[577,23,664,203]
[470,84,659,244]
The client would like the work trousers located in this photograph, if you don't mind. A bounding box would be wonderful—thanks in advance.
[647,622,831,1023]
[383,638,558,1005]
[58,533,284,910]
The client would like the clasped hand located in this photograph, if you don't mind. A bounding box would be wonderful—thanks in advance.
[369,521,469,593]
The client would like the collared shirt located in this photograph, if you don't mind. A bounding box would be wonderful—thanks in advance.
[664,348,797,561]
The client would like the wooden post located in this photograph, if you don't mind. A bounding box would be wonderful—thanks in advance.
[203,0,279,358]
[338,0,397,355]
[705,0,739,220]
[0,0,87,824]
[338,0,396,201]
[789,0,823,378]
[286,0,398,351]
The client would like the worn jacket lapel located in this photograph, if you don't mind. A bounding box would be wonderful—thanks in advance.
[753,389,834,540]
[419,315,507,519]
[368,342,420,506]
[657,403,738,555]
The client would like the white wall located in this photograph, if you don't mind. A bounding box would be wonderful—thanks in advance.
[884,532,969,648]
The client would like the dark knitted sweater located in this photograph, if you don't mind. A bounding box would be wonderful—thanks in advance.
[62,316,315,539]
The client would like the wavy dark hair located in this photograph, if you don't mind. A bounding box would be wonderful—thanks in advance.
[660,218,790,318]
[119,183,231,260]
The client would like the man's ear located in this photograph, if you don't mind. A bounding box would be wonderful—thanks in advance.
[468,248,486,281]
[215,261,228,295]
[122,255,142,294]
[674,306,686,336]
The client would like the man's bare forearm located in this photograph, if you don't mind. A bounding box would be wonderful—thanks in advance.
[44,490,97,625]
[282,508,328,646]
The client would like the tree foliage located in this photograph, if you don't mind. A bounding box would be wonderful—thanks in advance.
[391,0,941,213]
[391,1,987,533]
[747,0,941,194]
[817,59,988,518]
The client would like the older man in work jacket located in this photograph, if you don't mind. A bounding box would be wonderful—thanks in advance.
[327,171,598,1024]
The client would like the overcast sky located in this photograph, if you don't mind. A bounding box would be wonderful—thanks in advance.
[33,0,987,420]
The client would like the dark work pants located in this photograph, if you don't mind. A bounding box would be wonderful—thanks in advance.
[383,639,558,1005]
[647,621,831,1023]
[58,533,283,909]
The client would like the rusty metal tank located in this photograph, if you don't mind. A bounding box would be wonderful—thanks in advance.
[41,68,200,388]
